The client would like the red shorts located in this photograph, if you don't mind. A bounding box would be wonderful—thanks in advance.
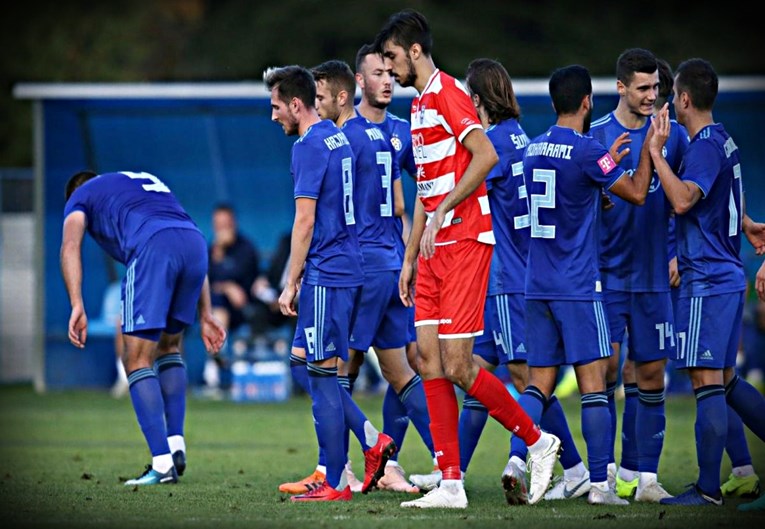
[414,239,492,338]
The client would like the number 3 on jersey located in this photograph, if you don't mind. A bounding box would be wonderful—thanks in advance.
[123,171,171,193]
[529,169,556,239]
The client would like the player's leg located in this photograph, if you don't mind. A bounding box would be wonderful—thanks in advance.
[604,290,630,493]
[721,406,761,498]
[155,332,187,476]
[660,294,732,506]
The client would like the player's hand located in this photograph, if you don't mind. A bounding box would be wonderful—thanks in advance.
[200,313,227,354]
[608,132,631,165]
[399,261,415,307]
[756,261,765,302]
[601,189,615,211]
[68,304,88,348]
[421,208,445,259]
[279,283,298,317]
[669,256,681,288]
[649,103,670,155]
[744,217,765,256]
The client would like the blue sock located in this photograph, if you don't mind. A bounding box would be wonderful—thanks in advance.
[636,387,665,474]
[338,375,352,461]
[399,375,434,459]
[383,384,408,462]
[620,383,639,472]
[338,379,372,452]
[127,368,170,457]
[155,353,186,438]
[541,396,582,469]
[695,384,727,495]
[606,381,617,465]
[289,354,310,393]
[307,364,345,488]
[459,394,488,473]
[581,392,610,483]
[725,405,753,468]
[511,386,546,460]
[290,354,324,467]
[726,375,765,442]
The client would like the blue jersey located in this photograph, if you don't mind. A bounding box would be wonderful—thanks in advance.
[485,119,530,295]
[368,109,417,261]
[523,126,626,300]
[292,119,363,287]
[63,171,199,264]
[590,113,689,292]
[342,114,402,272]
[676,123,745,297]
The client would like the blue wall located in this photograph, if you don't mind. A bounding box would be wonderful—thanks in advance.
[41,90,765,388]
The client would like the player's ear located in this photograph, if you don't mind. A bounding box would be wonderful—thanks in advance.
[616,79,626,97]
[409,42,421,60]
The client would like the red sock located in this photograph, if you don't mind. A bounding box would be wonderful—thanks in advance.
[468,367,541,444]
[423,377,461,480]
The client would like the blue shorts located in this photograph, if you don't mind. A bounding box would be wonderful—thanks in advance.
[407,306,416,344]
[121,228,207,338]
[292,284,360,363]
[474,293,527,365]
[526,299,612,367]
[674,292,744,369]
[349,270,409,351]
[605,290,675,362]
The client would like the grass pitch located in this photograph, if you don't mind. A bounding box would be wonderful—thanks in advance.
[1,384,763,528]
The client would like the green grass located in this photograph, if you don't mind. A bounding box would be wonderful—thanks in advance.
[0,384,763,528]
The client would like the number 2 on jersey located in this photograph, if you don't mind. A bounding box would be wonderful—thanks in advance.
[529,169,556,239]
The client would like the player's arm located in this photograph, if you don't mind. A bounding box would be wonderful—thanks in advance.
[756,260,765,302]
[279,197,315,317]
[399,198,426,307]
[197,275,226,354]
[608,109,661,205]
[60,211,88,348]
[421,128,498,259]
[393,177,405,217]
[648,106,702,214]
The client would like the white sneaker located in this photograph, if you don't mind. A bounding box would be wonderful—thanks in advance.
[409,468,442,491]
[501,460,528,505]
[527,432,562,505]
[345,461,363,493]
[400,482,468,509]
[588,486,630,505]
[607,463,617,492]
[635,481,672,503]
[377,464,419,493]
[544,471,591,500]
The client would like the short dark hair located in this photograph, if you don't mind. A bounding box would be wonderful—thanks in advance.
[264,65,316,109]
[355,42,378,73]
[311,60,356,98]
[465,58,521,124]
[65,171,97,200]
[656,58,674,101]
[213,203,236,217]
[549,64,592,116]
[373,9,432,56]
[675,58,718,111]
[616,48,658,86]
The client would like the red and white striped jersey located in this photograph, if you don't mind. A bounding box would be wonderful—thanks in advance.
[410,69,494,245]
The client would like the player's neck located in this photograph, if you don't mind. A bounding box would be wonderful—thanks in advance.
[357,100,386,124]
[614,104,648,130]
[298,110,321,136]
[334,106,356,129]
[683,111,714,139]
[414,58,438,93]
[556,114,582,132]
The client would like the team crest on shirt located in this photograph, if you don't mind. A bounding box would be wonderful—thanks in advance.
[390,134,403,152]
[418,103,427,124]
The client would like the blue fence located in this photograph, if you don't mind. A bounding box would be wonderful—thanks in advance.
[14,81,765,389]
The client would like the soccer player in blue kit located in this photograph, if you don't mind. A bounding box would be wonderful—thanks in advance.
[61,170,227,485]
[312,59,431,494]
[519,64,656,505]
[649,58,765,506]
[588,48,687,503]
[266,65,395,502]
